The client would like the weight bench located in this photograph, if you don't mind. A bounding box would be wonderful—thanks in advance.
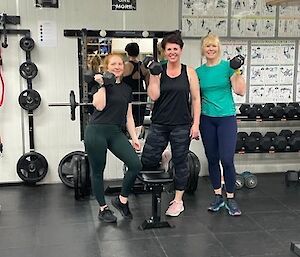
[137,170,174,230]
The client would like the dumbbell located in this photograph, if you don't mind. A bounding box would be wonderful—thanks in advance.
[288,132,300,152]
[246,105,260,119]
[241,171,258,189]
[273,134,288,152]
[260,132,277,152]
[259,132,274,152]
[236,132,248,152]
[244,132,262,152]
[143,56,163,75]
[259,103,275,119]
[83,70,116,85]
[285,170,300,187]
[235,174,245,190]
[229,54,245,70]
[271,105,284,119]
[284,105,297,119]
[239,104,250,116]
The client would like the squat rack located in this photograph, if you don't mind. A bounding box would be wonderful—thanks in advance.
[63,29,167,140]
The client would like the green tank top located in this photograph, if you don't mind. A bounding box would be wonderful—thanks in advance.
[196,60,236,117]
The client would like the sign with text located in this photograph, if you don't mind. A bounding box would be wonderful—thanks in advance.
[112,0,136,10]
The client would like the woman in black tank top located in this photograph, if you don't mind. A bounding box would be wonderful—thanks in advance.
[123,42,150,137]
[141,31,201,217]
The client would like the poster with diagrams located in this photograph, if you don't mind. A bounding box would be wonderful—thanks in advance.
[297,44,300,102]
[222,40,248,103]
[249,40,295,103]
[181,0,229,37]
[231,0,276,37]
[278,5,300,37]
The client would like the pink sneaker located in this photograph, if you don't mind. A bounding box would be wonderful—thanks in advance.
[165,200,184,217]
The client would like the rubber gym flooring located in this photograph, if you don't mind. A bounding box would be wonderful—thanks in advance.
[0,173,299,257]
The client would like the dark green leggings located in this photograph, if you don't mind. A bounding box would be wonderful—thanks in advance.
[84,124,142,206]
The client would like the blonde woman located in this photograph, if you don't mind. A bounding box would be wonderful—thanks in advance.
[196,34,246,216]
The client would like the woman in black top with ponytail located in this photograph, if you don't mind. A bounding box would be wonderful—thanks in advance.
[123,42,149,138]
[141,31,201,217]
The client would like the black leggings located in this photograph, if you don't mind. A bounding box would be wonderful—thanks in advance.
[141,123,191,190]
[84,124,142,206]
[200,115,237,193]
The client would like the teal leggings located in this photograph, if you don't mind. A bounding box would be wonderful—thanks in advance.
[84,124,142,206]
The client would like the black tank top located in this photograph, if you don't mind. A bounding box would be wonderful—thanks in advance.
[122,61,146,93]
[151,64,192,125]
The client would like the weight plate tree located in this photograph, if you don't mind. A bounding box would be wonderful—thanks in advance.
[17,33,47,183]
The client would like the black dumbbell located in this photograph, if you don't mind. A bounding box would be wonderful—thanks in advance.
[143,56,163,75]
[259,103,275,119]
[230,54,245,70]
[271,105,284,119]
[235,174,245,190]
[285,170,300,187]
[83,70,116,85]
[261,132,278,152]
[239,104,250,116]
[284,105,297,119]
[241,171,258,189]
[236,132,248,152]
[273,135,288,152]
[246,105,259,119]
[279,129,293,140]
[288,133,300,152]
[244,132,262,152]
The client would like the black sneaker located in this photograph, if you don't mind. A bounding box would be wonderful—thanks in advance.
[208,194,225,212]
[111,196,133,219]
[225,198,242,216]
[98,206,117,223]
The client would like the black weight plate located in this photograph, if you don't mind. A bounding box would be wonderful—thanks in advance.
[20,36,35,51]
[16,152,48,183]
[73,156,82,200]
[70,90,76,120]
[80,156,88,196]
[58,151,85,188]
[19,61,38,80]
[18,89,41,111]
[185,151,201,194]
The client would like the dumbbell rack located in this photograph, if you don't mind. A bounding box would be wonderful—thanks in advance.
[235,111,300,183]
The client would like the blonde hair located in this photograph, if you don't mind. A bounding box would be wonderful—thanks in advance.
[201,33,221,58]
[102,53,124,71]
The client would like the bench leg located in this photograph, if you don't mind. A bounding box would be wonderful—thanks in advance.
[139,184,173,230]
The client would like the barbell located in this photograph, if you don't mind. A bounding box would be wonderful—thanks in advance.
[49,90,152,121]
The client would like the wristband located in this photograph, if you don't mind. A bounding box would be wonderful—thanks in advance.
[235,69,243,75]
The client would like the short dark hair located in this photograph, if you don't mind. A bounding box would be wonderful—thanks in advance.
[161,30,184,50]
[125,42,140,57]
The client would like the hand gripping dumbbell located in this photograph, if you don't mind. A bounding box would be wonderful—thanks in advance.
[143,56,163,75]
[83,70,116,86]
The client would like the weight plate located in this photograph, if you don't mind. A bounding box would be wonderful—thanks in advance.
[185,151,201,194]
[20,36,35,52]
[19,61,38,80]
[58,151,85,188]
[18,89,41,111]
[16,152,48,183]
[235,174,244,190]
[70,90,76,120]
[73,156,82,200]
